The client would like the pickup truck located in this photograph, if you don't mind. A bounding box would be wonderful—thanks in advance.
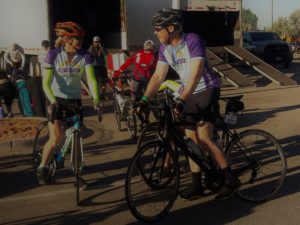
[243,31,293,68]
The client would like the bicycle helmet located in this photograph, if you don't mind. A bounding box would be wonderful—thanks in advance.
[143,39,155,51]
[152,8,184,28]
[54,21,85,37]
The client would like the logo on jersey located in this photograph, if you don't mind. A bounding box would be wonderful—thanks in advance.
[172,58,186,71]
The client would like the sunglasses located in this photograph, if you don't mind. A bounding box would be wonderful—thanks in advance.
[154,27,164,32]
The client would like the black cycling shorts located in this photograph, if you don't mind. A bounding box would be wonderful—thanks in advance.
[182,87,220,130]
[131,79,149,101]
[46,97,83,126]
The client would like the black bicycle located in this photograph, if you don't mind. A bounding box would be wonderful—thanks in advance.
[125,90,287,222]
[33,104,102,205]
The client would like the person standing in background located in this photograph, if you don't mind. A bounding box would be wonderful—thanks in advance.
[88,36,109,100]
[0,70,17,117]
[113,39,157,102]
[4,43,26,81]
[38,40,50,77]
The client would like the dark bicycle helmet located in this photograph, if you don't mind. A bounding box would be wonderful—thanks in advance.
[152,8,184,27]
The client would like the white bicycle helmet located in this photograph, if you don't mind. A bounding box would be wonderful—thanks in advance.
[144,39,155,51]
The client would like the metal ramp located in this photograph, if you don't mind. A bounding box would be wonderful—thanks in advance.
[224,46,297,86]
[207,49,254,87]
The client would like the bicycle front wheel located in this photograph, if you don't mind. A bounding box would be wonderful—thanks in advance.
[227,129,286,202]
[125,140,180,222]
[73,131,82,205]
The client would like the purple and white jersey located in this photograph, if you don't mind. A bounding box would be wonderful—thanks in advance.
[44,47,93,99]
[158,33,219,93]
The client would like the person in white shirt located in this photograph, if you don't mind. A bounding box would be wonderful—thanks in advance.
[4,43,26,80]
[38,40,50,77]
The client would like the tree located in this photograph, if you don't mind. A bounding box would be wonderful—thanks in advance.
[289,9,300,37]
[273,16,289,37]
[242,8,258,31]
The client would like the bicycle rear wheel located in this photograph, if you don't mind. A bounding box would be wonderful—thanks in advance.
[226,129,286,202]
[33,121,49,169]
[126,109,137,139]
[32,121,55,182]
[113,94,122,131]
[125,140,180,222]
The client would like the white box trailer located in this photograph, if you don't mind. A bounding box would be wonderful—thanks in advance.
[0,0,241,51]
[0,0,241,75]
[0,0,49,54]
[124,0,241,50]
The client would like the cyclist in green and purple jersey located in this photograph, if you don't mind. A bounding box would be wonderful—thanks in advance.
[136,9,240,200]
[37,21,100,184]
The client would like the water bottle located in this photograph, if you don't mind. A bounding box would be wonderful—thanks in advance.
[184,137,204,161]
[0,107,4,119]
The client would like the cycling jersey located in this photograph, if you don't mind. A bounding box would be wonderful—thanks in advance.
[114,50,157,81]
[158,33,219,93]
[43,47,99,102]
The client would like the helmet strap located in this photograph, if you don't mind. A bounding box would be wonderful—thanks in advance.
[166,25,181,45]
[64,37,78,52]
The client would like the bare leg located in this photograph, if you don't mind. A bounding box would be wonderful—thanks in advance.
[196,121,228,169]
[39,120,65,167]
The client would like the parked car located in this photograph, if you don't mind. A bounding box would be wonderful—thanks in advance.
[290,42,300,53]
[243,31,293,68]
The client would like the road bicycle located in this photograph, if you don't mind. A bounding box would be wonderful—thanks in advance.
[33,104,102,205]
[112,73,138,139]
[125,89,287,222]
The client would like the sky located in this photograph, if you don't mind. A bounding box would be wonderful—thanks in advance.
[243,0,300,29]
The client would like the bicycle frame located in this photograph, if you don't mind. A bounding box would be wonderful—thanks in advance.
[150,92,212,172]
[63,115,84,171]
[149,91,255,178]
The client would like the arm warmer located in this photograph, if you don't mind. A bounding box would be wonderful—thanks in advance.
[85,64,100,103]
[42,68,56,104]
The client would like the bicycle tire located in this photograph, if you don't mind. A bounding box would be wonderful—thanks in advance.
[126,109,137,139]
[32,121,55,183]
[73,131,82,205]
[125,140,180,222]
[113,94,122,131]
[226,129,287,202]
[33,121,49,169]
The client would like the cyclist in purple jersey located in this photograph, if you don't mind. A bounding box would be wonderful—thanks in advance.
[136,8,240,200]
[36,21,100,185]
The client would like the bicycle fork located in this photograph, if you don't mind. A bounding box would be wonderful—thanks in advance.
[70,130,85,174]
